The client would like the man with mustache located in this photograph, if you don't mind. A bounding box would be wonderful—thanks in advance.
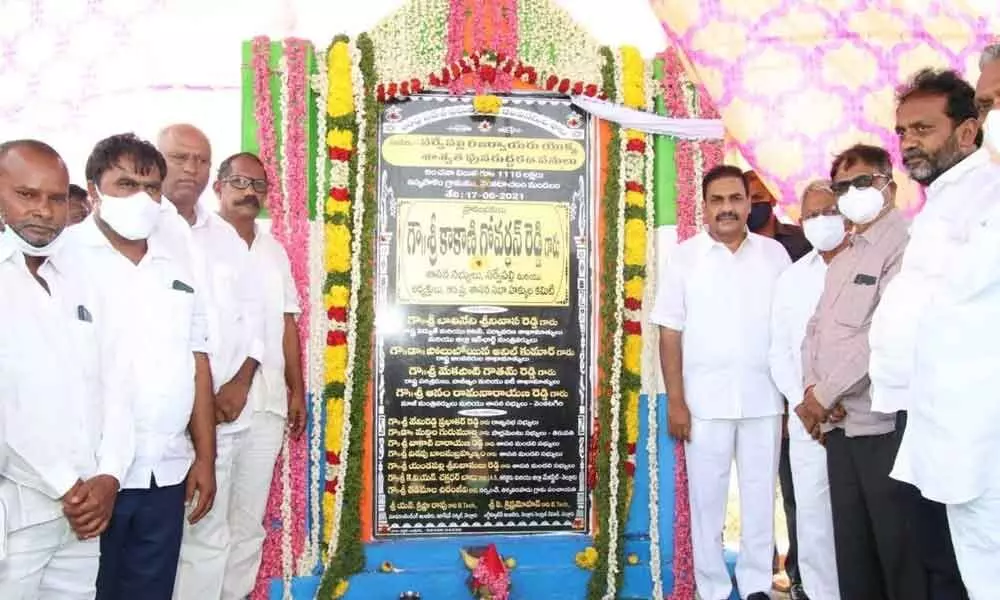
[882,63,1000,600]
[798,144,923,600]
[212,152,305,599]
[0,139,133,598]
[155,128,267,600]
[653,165,790,600]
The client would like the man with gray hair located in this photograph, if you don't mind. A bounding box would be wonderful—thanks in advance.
[977,44,1000,156]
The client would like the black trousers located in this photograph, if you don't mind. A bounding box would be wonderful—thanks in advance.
[776,433,800,584]
[826,428,928,600]
[96,477,186,600]
[896,412,969,600]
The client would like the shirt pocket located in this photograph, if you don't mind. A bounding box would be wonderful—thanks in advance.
[67,319,99,384]
[833,280,879,329]
[158,288,196,346]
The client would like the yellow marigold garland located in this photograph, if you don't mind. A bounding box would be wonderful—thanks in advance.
[321,36,355,547]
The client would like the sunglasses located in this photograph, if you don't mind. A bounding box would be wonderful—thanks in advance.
[223,175,268,193]
[830,173,889,197]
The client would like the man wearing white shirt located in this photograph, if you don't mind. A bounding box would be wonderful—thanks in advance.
[70,134,217,600]
[884,65,1000,600]
[653,165,790,600]
[154,127,270,599]
[213,152,306,599]
[768,181,847,600]
[0,139,134,598]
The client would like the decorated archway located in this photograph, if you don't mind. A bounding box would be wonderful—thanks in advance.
[241,2,724,598]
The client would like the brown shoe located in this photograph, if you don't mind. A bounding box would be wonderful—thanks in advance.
[772,570,791,592]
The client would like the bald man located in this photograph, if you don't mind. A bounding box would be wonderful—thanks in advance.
[157,127,268,600]
[0,140,134,598]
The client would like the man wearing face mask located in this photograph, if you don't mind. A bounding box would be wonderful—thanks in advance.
[0,139,134,598]
[769,181,848,600]
[884,64,1000,600]
[745,169,811,598]
[798,144,924,600]
[212,152,306,599]
[654,165,790,600]
[153,130,268,600]
[68,133,217,600]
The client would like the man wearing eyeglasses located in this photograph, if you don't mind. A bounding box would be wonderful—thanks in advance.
[156,127,267,600]
[212,152,305,600]
[881,66,1000,600]
[798,144,926,600]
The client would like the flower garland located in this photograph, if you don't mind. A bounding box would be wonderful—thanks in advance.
[517,0,603,84]
[252,36,284,246]
[303,35,330,574]
[316,31,377,600]
[585,44,628,600]
[320,34,355,565]
[660,47,696,600]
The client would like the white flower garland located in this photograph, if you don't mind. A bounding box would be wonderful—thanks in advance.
[280,434,293,598]
[642,66,663,597]
[302,43,330,573]
[602,47,627,600]
[325,37,368,564]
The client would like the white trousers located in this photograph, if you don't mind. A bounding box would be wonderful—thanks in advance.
[685,415,780,600]
[946,479,1000,600]
[222,412,285,600]
[0,517,99,599]
[788,425,840,600]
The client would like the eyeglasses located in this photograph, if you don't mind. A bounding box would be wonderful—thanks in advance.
[223,175,268,193]
[830,173,889,197]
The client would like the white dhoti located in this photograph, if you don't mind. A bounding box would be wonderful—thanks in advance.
[946,479,1000,600]
[222,411,286,600]
[173,429,244,600]
[685,415,780,600]
[788,416,840,600]
[0,517,99,599]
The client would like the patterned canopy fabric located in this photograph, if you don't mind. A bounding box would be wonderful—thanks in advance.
[651,0,1000,216]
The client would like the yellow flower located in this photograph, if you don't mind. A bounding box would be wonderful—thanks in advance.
[327,129,353,151]
[327,285,350,308]
[325,196,351,217]
[624,276,644,302]
[325,224,352,273]
[625,335,642,376]
[380,561,394,573]
[472,94,503,115]
[504,557,516,569]
[325,397,344,451]
[325,345,348,384]
[624,128,644,141]
[627,553,640,565]
[625,390,640,444]
[327,42,354,118]
[333,579,349,598]
[625,190,644,208]
[574,546,598,570]
[620,46,645,109]
[623,219,646,266]
[322,492,336,543]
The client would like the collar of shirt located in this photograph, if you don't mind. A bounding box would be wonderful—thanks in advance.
[75,214,172,261]
[854,208,906,246]
[0,231,70,279]
[695,228,755,256]
[926,148,989,200]
[191,201,212,230]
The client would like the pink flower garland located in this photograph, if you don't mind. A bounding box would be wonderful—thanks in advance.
[696,83,724,177]
[252,36,286,247]
[249,36,310,600]
[661,46,696,600]
[494,0,518,92]
[446,0,466,94]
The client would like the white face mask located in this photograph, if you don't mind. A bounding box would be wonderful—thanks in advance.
[802,214,846,252]
[983,109,1000,156]
[97,190,161,241]
[837,185,885,225]
[0,221,65,257]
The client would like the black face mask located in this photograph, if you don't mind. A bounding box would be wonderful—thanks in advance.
[747,202,773,232]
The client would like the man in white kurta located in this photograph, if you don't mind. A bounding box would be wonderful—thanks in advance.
[654,165,789,600]
[880,61,1000,600]
[213,152,306,600]
[0,139,134,598]
[768,181,844,600]
[155,127,268,600]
